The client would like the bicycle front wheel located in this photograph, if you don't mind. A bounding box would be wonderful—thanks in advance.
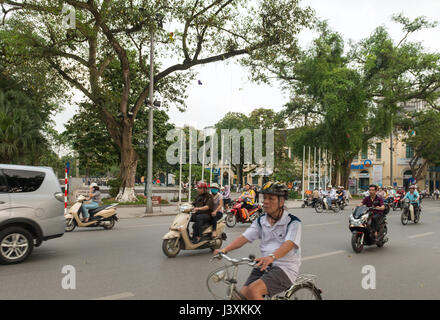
[287,282,322,300]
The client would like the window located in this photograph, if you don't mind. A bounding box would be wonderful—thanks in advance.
[353,153,358,160]
[0,172,7,193]
[376,143,382,160]
[3,169,45,193]
[361,146,368,159]
[406,145,414,159]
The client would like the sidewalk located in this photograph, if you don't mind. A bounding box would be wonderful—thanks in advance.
[115,200,304,219]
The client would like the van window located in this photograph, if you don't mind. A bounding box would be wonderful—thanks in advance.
[0,171,7,193]
[3,169,46,193]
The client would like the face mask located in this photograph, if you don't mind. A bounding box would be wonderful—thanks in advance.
[211,189,219,195]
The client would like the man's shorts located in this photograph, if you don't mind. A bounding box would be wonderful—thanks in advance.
[244,265,293,297]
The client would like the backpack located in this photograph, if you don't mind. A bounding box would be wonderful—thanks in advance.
[257,213,301,233]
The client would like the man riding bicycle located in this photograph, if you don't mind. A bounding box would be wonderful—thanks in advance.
[214,181,301,300]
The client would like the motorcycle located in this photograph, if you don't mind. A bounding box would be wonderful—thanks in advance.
[392,194,404,211]
[401,198,421,225]
[225,198,263,228]
[301,196,315,208]
[315,196,340,213]
[383,198,391,215]
[349,206,388,253]
[336,196,348,210]
[162,203,227,257]
[64,195,119,232]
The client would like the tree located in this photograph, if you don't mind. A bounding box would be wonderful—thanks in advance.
[1,0,314,201]
[0,69,60,165]
[397,110,440,182]
[279,18,440,188]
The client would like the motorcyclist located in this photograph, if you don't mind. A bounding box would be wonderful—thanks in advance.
[312,188,320,207]
[324,185,337,208]
[209,183,224,238]
[238,183,256,221]
[191,182,215,243]
[336,186,345,204]
[403,185,420,214]
[214,181,301,300]
[221,185,231,210]
[81,182,101,223]
[357,184,385,241]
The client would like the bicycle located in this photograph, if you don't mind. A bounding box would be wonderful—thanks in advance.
[207,253,322,300]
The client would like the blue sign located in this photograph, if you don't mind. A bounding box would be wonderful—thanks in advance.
[66,162,70,174]
[351,160,373,170]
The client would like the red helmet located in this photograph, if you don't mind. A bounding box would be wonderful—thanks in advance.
[197,181,208,189]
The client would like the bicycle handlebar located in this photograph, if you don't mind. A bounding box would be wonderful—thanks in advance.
[211,252,257,266]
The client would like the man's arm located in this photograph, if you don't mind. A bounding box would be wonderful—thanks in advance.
[256,240,296,272]
[213,235,249,255]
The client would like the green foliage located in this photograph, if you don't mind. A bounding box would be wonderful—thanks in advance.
[1,0,315,191]
[108,178,122,198]
[0,71,60,165]
[288,190,300,200]
[278,17,440,186]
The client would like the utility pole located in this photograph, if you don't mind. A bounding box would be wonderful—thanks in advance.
[390,128,394,187]
[145,14,163,213]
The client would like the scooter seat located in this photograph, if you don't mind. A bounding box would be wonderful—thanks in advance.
[88,205,112,215]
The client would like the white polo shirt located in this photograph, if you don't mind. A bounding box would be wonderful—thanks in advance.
[242,211,302,284]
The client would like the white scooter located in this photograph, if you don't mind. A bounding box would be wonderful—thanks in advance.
[65,195,119,232]
[162,203,227,257]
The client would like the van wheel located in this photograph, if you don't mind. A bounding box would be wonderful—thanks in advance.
[0,227,34,265]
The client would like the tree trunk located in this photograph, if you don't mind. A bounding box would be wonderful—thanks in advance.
[115,123,139,202]
[340,158,353,190]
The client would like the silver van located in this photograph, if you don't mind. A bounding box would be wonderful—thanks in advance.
[0,164,65,264]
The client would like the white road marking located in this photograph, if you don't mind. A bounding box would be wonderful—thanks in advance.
[123,223,171,229]
[408,232,435,239]
[93,292,135,300]
[304,222,340,227]
[302,250,347,261]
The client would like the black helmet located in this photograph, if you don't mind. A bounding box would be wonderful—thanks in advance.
[261,181,288,199]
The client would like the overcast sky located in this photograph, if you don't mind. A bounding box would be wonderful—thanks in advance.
[52,0,440,133]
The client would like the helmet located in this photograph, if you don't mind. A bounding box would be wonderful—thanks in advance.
[197,181,208,189]
[90,183,98,188]
[261,181,288,199]
[327,185,332,188]
[210,183,220,190]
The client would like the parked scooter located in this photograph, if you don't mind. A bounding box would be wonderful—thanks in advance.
[315,196,340,213]
[65,195,119,232]
[162,203,227,257]
[401,198,421,225]
[225,198,263,228]
[349,206,388,253]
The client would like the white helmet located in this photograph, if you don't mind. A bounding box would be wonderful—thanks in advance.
[90,183,98,188]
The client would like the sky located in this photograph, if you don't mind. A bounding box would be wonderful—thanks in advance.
[52,0,440,133]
